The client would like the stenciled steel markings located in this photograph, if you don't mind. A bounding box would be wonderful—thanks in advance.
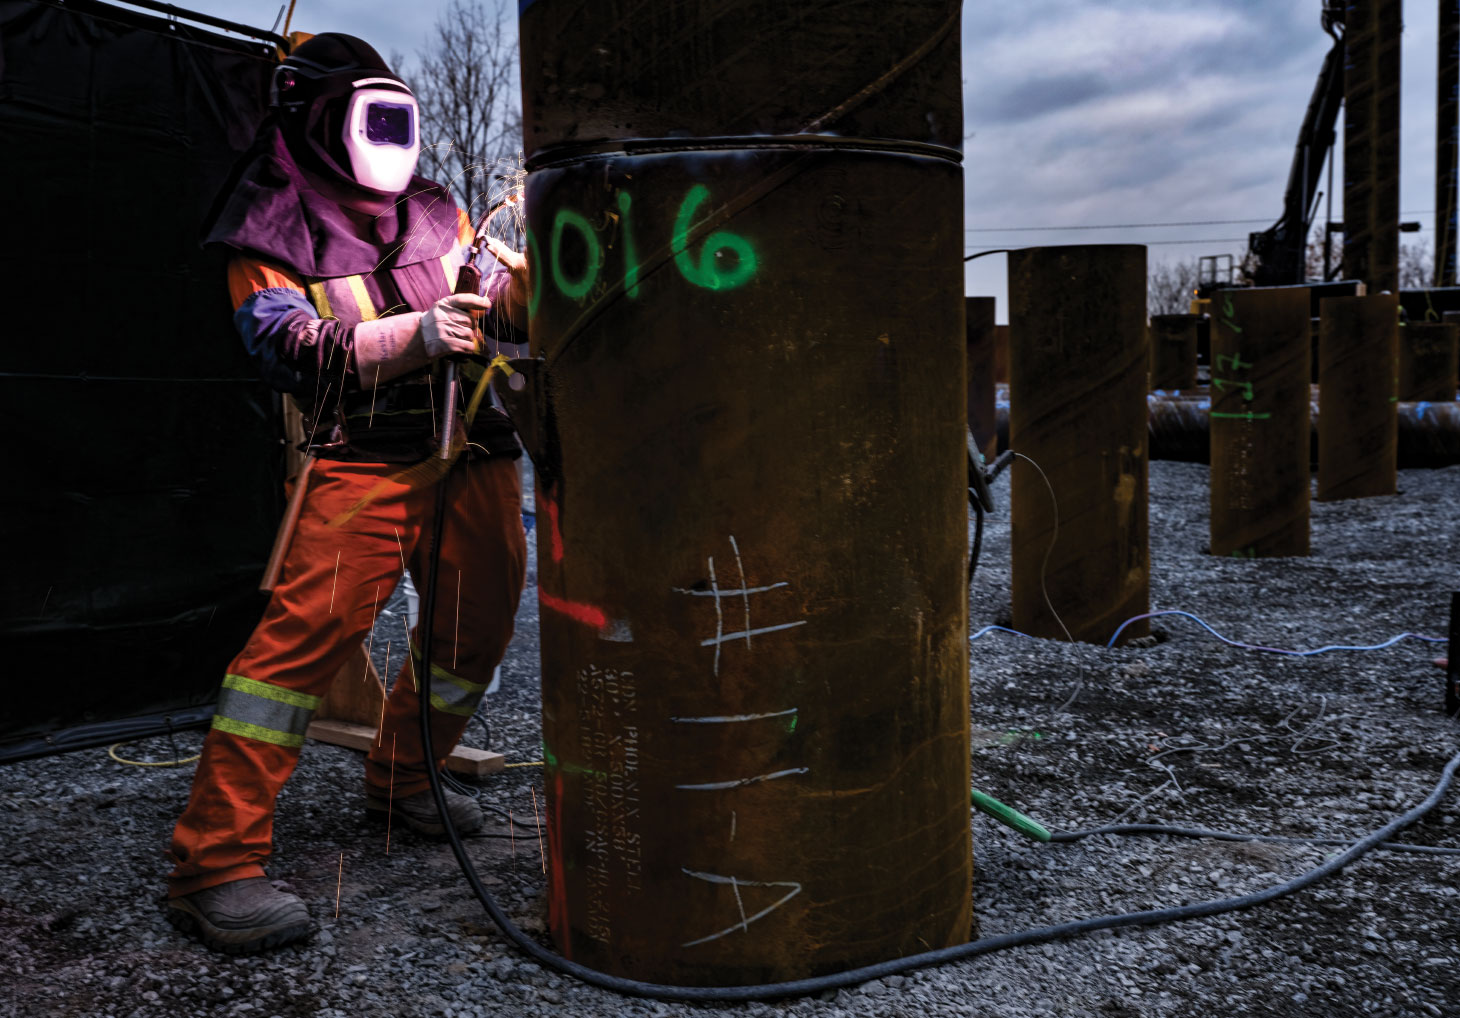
[1209,287,1311,556]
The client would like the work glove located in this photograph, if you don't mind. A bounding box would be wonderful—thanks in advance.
[422,293,493,358]
[353,311,427,386]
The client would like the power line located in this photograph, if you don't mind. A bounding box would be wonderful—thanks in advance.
[965,211,1437,234]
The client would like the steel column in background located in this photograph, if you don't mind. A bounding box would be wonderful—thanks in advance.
[966,297,997,458]
[1148,314,1201,391]
[1344,0,1403,293]
[1398,321,1460,399]
[1209,287,1311,557]
[993,324,1009,383]
[1439,0,1459,287]
[1007,245,1149,645]
[1317,294,1398,500]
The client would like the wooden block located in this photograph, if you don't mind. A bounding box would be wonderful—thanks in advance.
[305,719,506,777]
[305,718,377,753]
[317,643,386,727]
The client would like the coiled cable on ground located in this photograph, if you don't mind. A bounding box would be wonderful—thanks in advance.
[415,462,1460,1002]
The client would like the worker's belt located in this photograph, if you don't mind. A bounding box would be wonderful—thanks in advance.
[298,368,521,464]
[211,674,320,748]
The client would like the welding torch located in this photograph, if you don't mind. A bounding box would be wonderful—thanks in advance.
[438,211,493,461]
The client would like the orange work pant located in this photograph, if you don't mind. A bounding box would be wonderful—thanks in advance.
[167,455,526,896]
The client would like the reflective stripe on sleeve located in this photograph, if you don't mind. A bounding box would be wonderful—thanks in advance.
[211,674,322,748]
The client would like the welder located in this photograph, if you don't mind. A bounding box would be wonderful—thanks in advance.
[164,32,530,954]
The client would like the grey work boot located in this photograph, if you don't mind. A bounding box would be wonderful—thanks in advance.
[166,877,312,955]
[365,785,484,837]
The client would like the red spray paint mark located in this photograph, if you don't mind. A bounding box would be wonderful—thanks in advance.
[538,590,609,630]
[547,771,572,958]
[541,490,566,564]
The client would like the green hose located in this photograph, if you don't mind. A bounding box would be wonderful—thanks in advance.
[971,788,1052,842]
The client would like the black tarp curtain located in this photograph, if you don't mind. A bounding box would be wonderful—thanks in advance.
[0,0,283,759]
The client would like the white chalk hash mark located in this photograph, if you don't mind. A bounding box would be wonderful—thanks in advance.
[731,876,749,933]
[679,869,803,947]
[700,620,807,647]
[670,708,799,724]
[729,536,751,649]
[708,555,722,676]
[675,767,809,791]
[673,582,789,597]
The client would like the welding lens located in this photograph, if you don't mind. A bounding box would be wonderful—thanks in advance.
[365,102,414,146]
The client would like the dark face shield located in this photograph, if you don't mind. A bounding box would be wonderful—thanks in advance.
[365,101,414,146]
[343,87,421,194]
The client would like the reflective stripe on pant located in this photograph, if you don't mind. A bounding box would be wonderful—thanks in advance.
[167,455,526,897]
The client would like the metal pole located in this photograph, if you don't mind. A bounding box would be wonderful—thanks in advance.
[1343,0,1403,293]
[1317,294,1399,500]
[1439,0,1459,286]
[1007,245,1149,644]
[966,297,997,458]
[1209,287,1312,556]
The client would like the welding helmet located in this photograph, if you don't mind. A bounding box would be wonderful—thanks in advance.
[272,33,421,196]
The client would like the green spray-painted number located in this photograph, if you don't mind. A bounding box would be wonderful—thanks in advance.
[617,190,641,299]
[550,208,603,300]
[672,184,758,291]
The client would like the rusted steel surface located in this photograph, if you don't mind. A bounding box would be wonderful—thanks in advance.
[1398,321,1460,401]
[1317,294,1398,501]
[1343,0,1403,292]
[1007,245,1148,645]
[993,324,1009,383]
[1440,0,1459,287]
[519,0,964,161]
[1148,314,1200,391]
[1209,287,1311,557]
[518,2,970,979]
[966,297,996,458]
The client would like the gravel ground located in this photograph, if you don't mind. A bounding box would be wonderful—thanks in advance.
[2,459,1457,1018]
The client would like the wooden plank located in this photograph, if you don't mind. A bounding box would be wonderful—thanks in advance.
[317,643,386,728]
[305,719,506,777]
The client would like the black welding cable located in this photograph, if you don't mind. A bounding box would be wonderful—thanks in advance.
[416,467,1460,1002]
[1049,822,1460,857]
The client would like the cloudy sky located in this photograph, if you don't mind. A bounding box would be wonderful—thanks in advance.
[176,0,1445,321]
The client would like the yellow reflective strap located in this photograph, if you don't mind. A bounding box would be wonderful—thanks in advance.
[221,673,321,711]
[211,715,306,748]
[428,692,477,717]
[440,252,458,291]
[306,281,334,320]
[345,275,378,321]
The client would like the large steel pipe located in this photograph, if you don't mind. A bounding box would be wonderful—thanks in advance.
[1343,0,1403,292]
[520,0,970,986]
[1007,245,1149,644]
[1209,287,1311,557]
[1399,321,1460,401]
[1318,295,1398,500]
[967,296,997,458]
[1439,0,1459,287]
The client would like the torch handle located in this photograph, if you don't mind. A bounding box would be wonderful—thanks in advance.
[439,263,484,460]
